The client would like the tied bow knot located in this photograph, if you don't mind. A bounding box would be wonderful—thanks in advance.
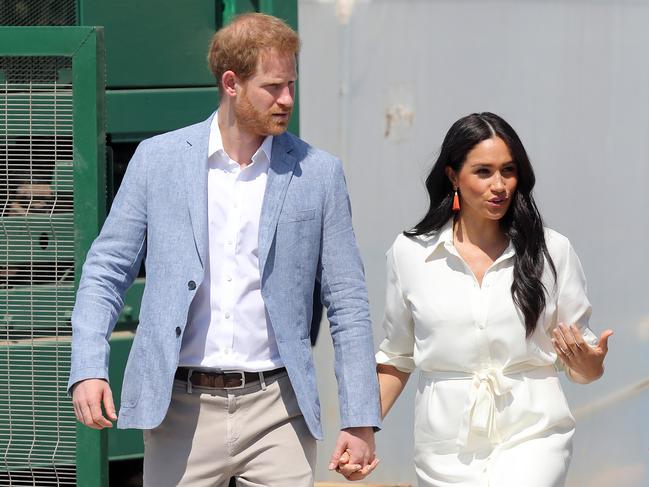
[457,367,516,449]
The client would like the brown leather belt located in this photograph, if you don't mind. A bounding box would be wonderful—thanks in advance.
[175,367,286,389]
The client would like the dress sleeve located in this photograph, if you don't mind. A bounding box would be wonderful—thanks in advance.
[553,241,599,379]
[375,240,416,373]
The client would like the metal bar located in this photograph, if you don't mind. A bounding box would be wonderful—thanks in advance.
[0,28,97,57]
[71,27,108,487]
[106,87,218,140]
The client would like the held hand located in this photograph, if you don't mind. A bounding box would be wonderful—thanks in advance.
[71,378,117,429]
[336,449,380,481]
[552,323,613,383]
[328,426,376,472]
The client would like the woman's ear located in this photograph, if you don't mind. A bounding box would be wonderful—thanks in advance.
[445,166,458,189]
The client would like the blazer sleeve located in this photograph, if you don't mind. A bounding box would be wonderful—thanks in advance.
[67,140,149,392]
[318,157,381,430]
[375,241,416,373]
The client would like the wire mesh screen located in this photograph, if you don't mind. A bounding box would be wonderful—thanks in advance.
[0,56,76,486]
[0,0,76,26]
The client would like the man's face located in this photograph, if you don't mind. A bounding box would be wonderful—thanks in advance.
[234,50,297,136]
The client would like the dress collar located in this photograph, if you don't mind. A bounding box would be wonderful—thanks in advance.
[418,218,516,264]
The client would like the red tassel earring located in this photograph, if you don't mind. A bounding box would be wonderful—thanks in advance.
[452,188,460,211]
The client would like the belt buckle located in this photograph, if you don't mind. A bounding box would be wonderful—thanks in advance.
[185,368,194,394]
[222,370,246,389]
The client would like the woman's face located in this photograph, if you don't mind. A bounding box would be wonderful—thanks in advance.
[447,136,518,222]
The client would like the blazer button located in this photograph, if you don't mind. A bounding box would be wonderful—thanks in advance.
[187,280,196,290]
[175,326,182,337]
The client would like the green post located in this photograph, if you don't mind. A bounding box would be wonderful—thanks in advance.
[72,27,109,487]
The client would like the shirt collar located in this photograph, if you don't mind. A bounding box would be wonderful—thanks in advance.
[417,218,454,256]
[208,111,273,165]
[419,217,516,264]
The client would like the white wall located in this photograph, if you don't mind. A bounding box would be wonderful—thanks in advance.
[299,1,649,485]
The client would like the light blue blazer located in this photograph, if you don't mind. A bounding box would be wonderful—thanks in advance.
[68,114,381,439]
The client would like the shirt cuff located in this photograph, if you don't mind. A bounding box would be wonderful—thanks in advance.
[375,349,415,373]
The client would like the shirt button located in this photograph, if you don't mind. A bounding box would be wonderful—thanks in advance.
[478,322,485,330]
[175,326,182,337]
[226,276,232,282]
[187,280,196,290]
[227,240,233,245]
[225,312,231,319]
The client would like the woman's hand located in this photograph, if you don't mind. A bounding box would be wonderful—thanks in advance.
[552,323,612,383]
[335,449,380,481]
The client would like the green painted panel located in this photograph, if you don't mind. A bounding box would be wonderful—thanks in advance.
[0,214,75,264]
[107,331,143,460]
[259,0,298,30]
[106,87,218,141]
[223,0,256,23]
[0,333,144,475]
[0,27,97,56]
[0,284,74,338]
[116,278,145,329]
[78,0,220,88]
[0,338,75,471]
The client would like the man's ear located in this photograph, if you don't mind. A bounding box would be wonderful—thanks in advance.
[221,70,238,98]
[445,166,458,189]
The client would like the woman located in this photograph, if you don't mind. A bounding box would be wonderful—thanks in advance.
[340,113,611,485]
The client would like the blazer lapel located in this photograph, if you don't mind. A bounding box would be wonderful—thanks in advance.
[258,133,298,275]
[183,114,213,268]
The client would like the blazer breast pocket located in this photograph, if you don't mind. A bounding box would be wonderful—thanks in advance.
[278,208,316,224]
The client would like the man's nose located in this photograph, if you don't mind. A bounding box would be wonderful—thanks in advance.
[277,86,294,107]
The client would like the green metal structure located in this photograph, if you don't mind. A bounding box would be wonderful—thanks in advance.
[1,1,298,486]
[0,26,105,486]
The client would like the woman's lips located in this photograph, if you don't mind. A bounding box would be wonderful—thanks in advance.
[487,197,507,206]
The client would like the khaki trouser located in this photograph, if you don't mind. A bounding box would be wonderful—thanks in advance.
[143,371,316,487]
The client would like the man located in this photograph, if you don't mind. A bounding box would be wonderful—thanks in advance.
[69,13,380,486]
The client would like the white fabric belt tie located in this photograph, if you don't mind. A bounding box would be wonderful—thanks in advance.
[421,364,551,449]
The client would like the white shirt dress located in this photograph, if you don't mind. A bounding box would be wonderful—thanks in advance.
[376,219,598,487]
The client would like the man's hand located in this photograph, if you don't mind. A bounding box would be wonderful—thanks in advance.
[328,426,376,473]
[71,378,117,429]
[336,449,380,481]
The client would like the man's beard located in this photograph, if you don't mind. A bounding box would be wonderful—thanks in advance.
[235,90,291,136]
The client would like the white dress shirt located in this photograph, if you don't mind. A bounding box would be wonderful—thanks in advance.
[376,218,597,375]
[179,115,282,371]
[376,218,598,482]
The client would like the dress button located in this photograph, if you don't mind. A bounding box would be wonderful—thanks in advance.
[225,312,231,319]
[188,280,196,290]
[175,326,181,337]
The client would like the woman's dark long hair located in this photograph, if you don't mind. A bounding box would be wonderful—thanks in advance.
[406,112,555,337]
